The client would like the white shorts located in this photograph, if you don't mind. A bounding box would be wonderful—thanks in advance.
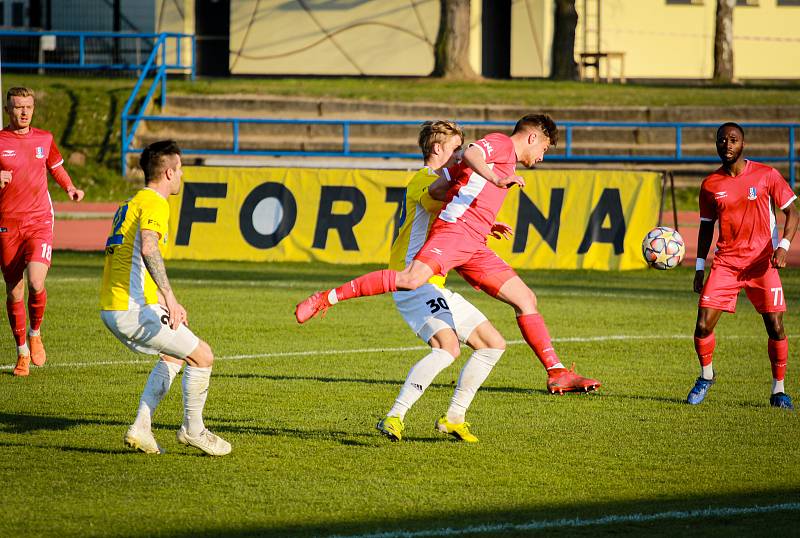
[393,284,487,344]
[100,304,200,359]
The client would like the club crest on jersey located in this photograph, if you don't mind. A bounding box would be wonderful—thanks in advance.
[747,187,757,200]
[35,146,45,159]
[1,150,15,158]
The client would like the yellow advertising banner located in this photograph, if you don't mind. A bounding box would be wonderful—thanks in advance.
[167,167,661,270]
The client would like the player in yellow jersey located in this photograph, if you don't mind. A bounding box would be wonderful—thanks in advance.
[376,120,510,443]
[100,140,230,456]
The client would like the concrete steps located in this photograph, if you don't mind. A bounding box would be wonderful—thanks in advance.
[131,94,799,180]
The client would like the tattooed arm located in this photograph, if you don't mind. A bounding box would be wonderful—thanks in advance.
[141,229,187,329]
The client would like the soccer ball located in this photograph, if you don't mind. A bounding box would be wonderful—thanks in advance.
[642,226,685,270]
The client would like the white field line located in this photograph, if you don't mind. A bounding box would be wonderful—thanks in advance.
[329,502,800,538]
[0,333,775,371]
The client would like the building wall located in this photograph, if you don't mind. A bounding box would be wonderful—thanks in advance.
[153,0,800,79]
[598,0,800,79]
[155,0,194,68]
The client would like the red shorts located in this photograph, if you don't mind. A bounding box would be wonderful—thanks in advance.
[0,218,54,283]
[700,258,786,314]
[414,222,516,296]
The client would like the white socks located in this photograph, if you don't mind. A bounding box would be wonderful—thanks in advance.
[17,343,29,356]
[28,329,40,337]
[446,348,504,423]
[388,348,455,420]
[773,379,785,394]
[182,365,212,436]
[701,363,714,380]
[133,359,182,431]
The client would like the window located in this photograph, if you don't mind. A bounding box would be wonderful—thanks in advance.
[666,0,704,4]
[777,0,800,6]
[736,0,758,5]
[11,1,23,27]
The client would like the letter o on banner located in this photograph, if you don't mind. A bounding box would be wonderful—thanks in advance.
[239,182,298,249]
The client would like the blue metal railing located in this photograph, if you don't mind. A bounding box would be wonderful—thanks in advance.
[0,30,193,73]
[120,34,197,173]
[120,116,799,185]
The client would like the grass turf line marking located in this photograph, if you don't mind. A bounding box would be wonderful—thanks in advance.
[330,502,800,538]
[0,334,773,371]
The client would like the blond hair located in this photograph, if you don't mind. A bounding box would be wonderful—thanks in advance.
[418,120,464,160]
[6,87,35,105]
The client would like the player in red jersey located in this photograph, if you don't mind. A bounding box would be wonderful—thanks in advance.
[0,87,84,376]
[688,122,798,408]
[296,114,601,395]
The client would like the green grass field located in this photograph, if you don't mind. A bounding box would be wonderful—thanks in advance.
[1,252,799,537]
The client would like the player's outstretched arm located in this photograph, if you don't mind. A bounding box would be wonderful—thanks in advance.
[773,202,799,268]
[141,229,187,329]
[694,220,715,293]
[461,146,525,189]
[427,175,450,201]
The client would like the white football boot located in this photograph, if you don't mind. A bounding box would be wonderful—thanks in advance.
[176,426,232,456]
[124,425,164,454]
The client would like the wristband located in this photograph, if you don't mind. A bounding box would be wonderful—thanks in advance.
[695,258,705,271]
[778,238,791,251]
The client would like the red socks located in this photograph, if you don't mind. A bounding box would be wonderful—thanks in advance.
[768,337,788,381]
[694,334,715,366]
[516,313,559,369]
[335,269,397,301]
[28,289,46,332]
[6,299,26,347]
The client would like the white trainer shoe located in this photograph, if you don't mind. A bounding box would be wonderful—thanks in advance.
[176,426,232,456]
[124,425,163,454]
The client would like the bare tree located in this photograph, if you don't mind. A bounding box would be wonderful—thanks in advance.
[433,0,479,79]
[713,0,735,83]
[550,0,579,80]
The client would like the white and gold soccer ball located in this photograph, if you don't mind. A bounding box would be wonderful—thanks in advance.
[642,226,685,270]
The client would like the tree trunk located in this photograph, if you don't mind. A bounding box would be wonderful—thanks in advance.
[433,0,479,79]
[713,0,735,83]
[550,0,578,81]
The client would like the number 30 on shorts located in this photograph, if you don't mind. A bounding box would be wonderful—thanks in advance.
[426,297,450,314]
[40,242,52,262]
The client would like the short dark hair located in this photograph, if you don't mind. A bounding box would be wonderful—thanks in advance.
[717,122,744,139]
[139,140,181,183]
[512,114,558,146]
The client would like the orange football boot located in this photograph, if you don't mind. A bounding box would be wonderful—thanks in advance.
[13,353,31,377]
[547,363,601,394]
[29,335,46,367]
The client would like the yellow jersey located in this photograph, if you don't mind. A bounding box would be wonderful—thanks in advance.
[388,167,447,288]
[100,188,170,310]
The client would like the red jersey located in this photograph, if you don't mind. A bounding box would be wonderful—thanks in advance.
[699,160,796,268]
[0,127,68,221]
[437,132,518,240]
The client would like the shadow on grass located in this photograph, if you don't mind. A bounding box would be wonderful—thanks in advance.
[0,411,129,434]
[0,440,130,455]
[213,372,533,395]
[119,488,800,538]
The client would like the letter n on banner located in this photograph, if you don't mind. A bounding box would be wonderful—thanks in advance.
[513,188,564,253]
